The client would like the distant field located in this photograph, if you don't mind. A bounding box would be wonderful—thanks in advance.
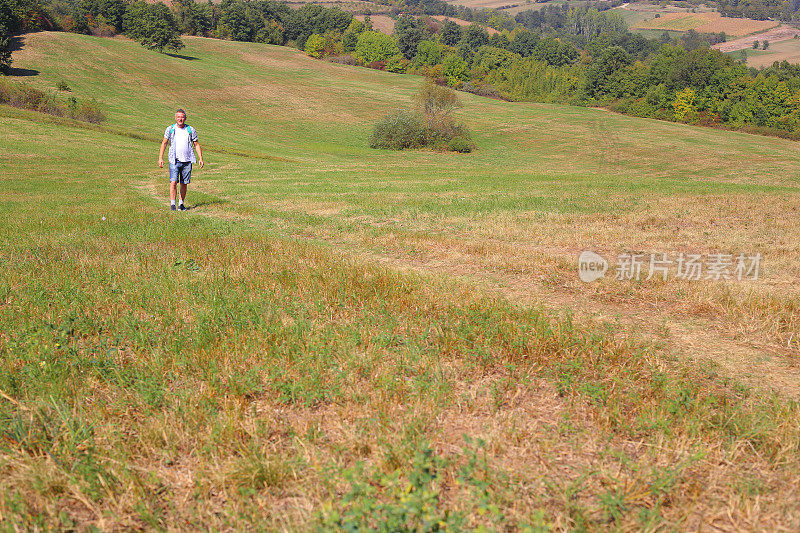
[633,28,684,40]
[463,0,581,16]
[354,13,395,33]
[2,32,800,530]
[637,12,709,31]
[355,14,501,36]
[737,37,800,66]
[286,0,390,13]
[613,4,656,27]
[442,0,529,10]
[634,10,777,37]
[429,14,500,34]
[499,2,546,15]
[714,25,800,53]
[724,47,768,62]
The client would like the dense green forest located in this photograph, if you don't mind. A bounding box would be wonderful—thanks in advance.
[5,0,800,137]
[717,0,800,21]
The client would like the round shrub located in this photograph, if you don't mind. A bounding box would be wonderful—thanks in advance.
[355,31,401,64]
[305,34,325,58]
[448,135,473,153]
[369,109,428,150]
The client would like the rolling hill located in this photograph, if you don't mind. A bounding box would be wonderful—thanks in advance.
[2,32,800,530]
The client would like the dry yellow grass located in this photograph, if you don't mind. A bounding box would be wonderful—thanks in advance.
[4,33,800,531]
[635,11,777,37]
[715,25,800,52]
[354,14,396,34]
[441,0,521,9]
[429,15,501,35]
[239,190,800,399]
[287,0,390,14]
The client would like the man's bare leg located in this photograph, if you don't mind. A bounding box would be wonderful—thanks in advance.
[170,181,177,210]
[180,183,187,203]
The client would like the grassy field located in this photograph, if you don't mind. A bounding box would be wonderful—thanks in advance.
[720,36,800,66]
[616,2,778,39]
[634,11,777,37]
[742,37,800,67]
[2,32,800,530]
[286,0,391,14]
[354,14,395,34]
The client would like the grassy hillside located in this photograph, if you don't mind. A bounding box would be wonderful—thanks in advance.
[2,32,800,530]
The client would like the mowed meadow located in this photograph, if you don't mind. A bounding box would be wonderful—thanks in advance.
[2,31,800,530]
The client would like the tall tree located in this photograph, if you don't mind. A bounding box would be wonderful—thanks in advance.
[125,1,183,53]
[0,23,10,74]
[462,24,489,50]
[217,0,252,41]
[439,19,461,46]
[394,15,422,60]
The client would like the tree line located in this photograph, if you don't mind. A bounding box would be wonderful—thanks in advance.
[0,0,357,60]
[717,0,800,21]
[301,4,800,137]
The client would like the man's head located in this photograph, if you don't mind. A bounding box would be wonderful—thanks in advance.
[175,109,187,127]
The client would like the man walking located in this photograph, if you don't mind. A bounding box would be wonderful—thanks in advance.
[158,109,204,211]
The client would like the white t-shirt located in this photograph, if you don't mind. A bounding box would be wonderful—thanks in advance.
[173,126,193,162]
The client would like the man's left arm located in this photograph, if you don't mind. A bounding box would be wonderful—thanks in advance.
[194,141,204,169]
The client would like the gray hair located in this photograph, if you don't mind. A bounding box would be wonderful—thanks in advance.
[175,108,187,117]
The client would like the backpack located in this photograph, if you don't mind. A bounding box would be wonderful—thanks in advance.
[168,123,194,143]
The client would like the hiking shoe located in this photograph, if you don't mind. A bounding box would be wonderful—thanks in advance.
[178,204,187,211]
[170,204,176,211]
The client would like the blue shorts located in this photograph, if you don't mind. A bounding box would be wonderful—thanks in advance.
[169,161,192,184]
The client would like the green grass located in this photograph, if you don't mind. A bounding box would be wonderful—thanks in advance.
[613,5,657,28]
[632,28,684,40]
[639,13,707,31]
[2,32,800,530]
[725,46,771,64]
[737,37,800,67]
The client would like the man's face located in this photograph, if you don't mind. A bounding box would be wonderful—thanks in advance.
[175,112,186,127]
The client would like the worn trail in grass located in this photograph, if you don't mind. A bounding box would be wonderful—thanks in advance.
[2,32,800,530]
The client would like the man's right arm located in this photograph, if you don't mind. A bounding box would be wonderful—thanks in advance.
[158,138,168,168]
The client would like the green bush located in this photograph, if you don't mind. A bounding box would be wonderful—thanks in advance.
[441,53,469,86]
[385,54,408,73]
[0,79,49,109]
[354,31,400,64]
[369,81,475,152]
[489,57,584,104]
[0,78,106,123]
[448,134,473,153]
[72,99,106,123]
[415,40,443,67]
[124,1,184,53]
[304,33,325,58]
[342,31,357,53]
[368,109,428,150]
